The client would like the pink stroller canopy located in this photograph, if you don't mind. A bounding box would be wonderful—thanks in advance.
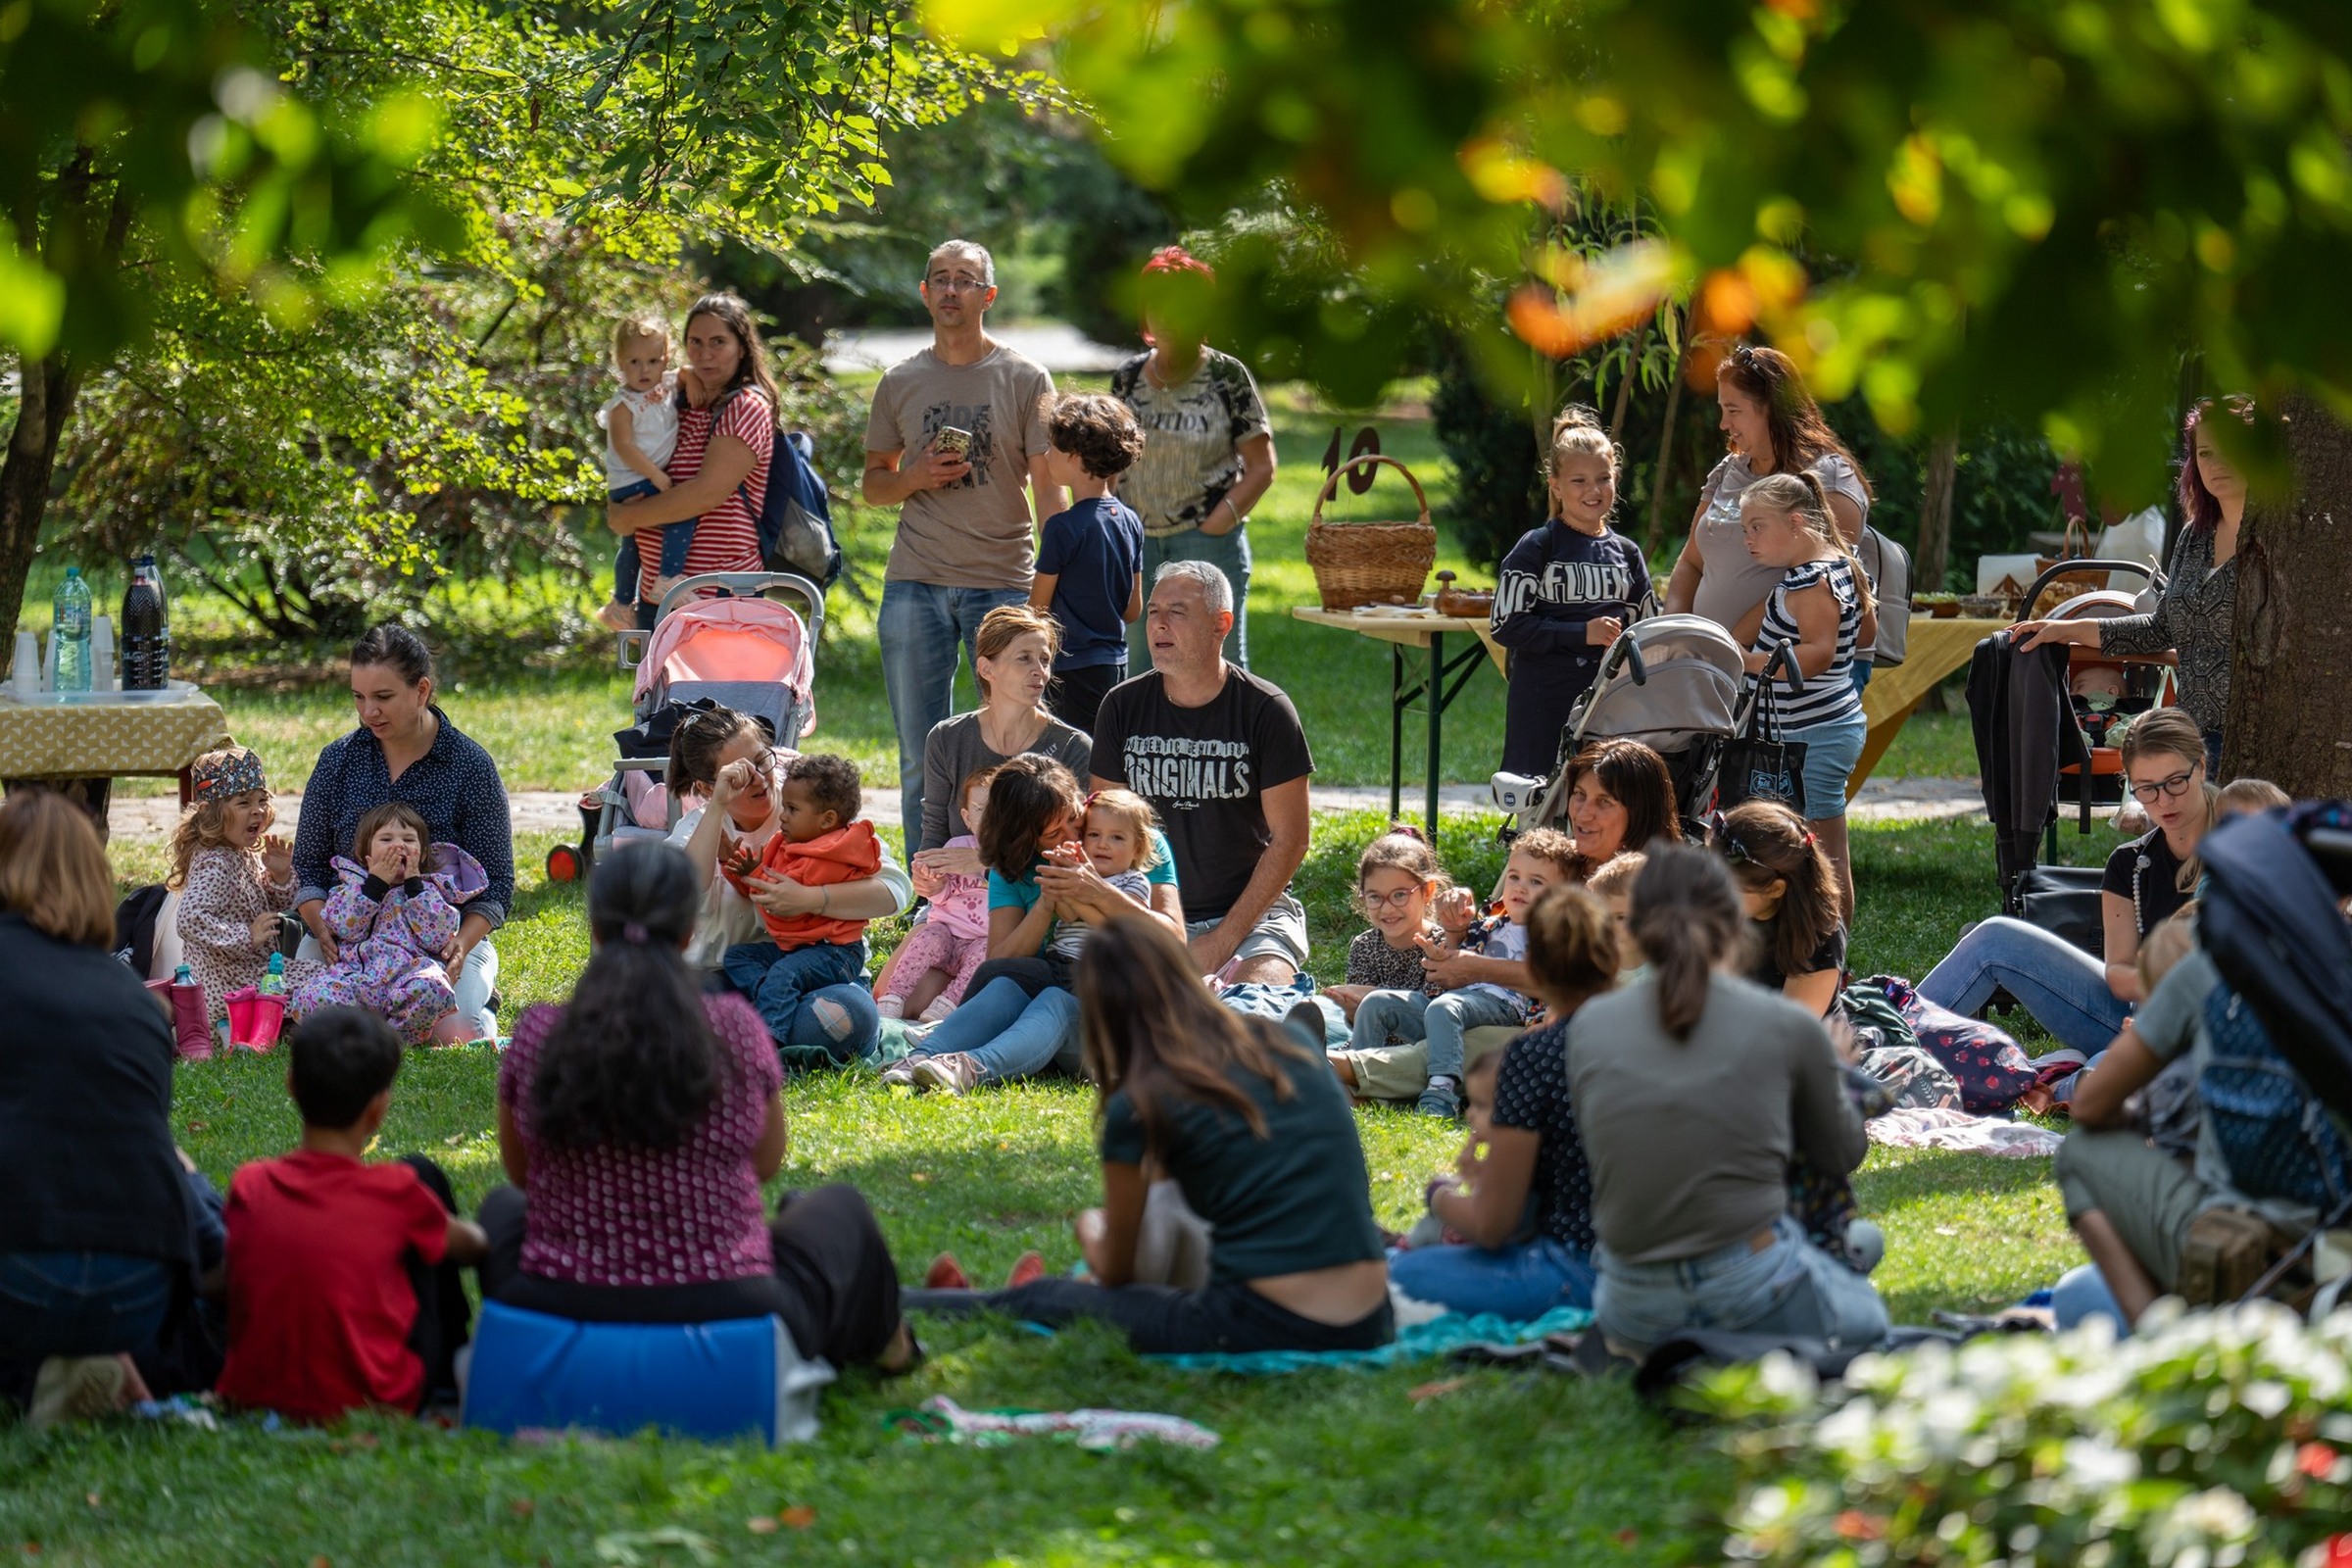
[633,598,816,739]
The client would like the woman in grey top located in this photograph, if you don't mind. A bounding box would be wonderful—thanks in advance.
[2014,400,2244,775]
[1665,345,1876,655]
[1566,846,1886,1354]
[915,605,1093,855]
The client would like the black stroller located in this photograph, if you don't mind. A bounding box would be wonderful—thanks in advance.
[1969,558,2173,946]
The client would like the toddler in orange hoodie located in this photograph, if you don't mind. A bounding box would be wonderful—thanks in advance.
[717,754,883,1054]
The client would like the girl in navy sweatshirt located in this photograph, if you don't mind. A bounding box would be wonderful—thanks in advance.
[1491,407,1654,776]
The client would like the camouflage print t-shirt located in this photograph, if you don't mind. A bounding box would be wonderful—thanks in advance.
[1110,348,1273,539]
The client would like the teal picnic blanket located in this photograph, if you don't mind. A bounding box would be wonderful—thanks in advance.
[1146,1305,1592,1376]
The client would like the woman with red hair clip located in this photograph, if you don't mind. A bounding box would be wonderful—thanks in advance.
[1109,246,1279,669]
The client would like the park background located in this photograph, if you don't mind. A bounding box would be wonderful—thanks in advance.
[6,2,2349,1563]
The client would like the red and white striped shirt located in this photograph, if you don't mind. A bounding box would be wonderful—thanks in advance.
[641,387,771,601]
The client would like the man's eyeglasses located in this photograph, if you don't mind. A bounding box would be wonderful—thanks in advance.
[1358,886,1423,911]
[2129,764,2202,805]
[926,272,988,293]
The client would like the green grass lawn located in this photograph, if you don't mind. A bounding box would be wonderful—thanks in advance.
[0,808,2102,1566]
[58,379,1974,802]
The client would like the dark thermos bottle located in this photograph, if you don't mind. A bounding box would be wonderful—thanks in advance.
[122,555,171,691]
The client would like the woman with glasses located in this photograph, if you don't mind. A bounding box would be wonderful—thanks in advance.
[1915,710,2215,1056]
[1662,345,1877,660]
[2012,400,2247,776]
[662,705,915,1064]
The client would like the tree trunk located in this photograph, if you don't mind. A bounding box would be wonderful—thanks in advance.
[1643,314,1690,558]
[0,352,83,651]
[0,154,131,650]
[1917,424,1961,593]
[2225,392,2352,797]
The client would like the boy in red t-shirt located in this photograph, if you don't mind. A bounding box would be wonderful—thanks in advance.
[215,1007,488,1423]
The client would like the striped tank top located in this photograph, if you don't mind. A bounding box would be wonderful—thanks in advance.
[1749,557,1864,735]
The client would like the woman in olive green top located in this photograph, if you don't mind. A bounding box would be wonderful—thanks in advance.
[903,916,1392,1353]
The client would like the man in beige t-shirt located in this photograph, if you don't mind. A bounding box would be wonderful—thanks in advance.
[862,238,1065,833]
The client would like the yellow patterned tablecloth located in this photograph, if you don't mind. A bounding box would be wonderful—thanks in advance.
[0,688,231,782]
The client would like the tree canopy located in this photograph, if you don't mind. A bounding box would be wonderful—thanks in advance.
[934,0,2352,490]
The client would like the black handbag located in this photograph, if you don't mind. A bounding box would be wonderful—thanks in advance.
[2012,863,2106,957]
[1716,654,1808,818]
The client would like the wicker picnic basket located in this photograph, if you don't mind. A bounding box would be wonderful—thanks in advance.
[1304,455,1437,612]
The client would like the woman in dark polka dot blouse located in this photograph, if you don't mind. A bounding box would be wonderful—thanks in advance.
[1388,886,1618,1319]
[290,625,514,1038]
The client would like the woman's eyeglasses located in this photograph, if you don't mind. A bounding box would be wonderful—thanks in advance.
[1358,886,1423,910]
[2129,764,2202,805]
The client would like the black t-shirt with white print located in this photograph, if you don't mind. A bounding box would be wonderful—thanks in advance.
[1090,667,1313,924]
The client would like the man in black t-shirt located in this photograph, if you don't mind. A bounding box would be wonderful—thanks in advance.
[1092,562,1313,984]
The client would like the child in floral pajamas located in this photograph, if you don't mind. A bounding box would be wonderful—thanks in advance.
[291,803,487,1047]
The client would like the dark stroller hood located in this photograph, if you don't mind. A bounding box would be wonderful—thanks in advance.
[2197,802,2352,1123]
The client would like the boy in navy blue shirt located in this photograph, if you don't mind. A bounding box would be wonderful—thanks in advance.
[1031,394,1147,733]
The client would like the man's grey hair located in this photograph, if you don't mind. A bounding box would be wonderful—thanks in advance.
[924,239,996,288]
[1153,559,1234,615]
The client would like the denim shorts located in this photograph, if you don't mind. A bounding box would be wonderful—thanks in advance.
[1787,707,1869,820]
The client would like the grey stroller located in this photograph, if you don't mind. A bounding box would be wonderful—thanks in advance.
[1492,613,1754,842]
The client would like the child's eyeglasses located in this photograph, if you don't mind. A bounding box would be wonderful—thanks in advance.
[1358,886,1423,910]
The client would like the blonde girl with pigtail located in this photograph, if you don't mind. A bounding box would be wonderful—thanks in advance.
[1490,406,1655,777]
[1735,468,1875,922]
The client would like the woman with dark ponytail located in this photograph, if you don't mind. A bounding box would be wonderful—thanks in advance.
[482,843,914,1372]
[1566,846,1886,1354]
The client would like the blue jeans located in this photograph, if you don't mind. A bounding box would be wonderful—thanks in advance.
[2203,727,2225,779]
[879,580,1031,833]
[722,939,869,1056]
[609,477,692,603]
[1594,1215,1888,1353]
[1352,986,1524,1082]
[0,1250,176,1361]
[1389,1237,1595,1320]
[1132,525,1250,670]
[1787,706,1869,820]
[1916,915,2129,1055]
[909,975,1080,1083]
[1849,659,1873,700]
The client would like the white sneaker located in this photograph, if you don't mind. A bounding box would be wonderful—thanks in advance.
[917,996,956,1024]
[910,1052,981,1096]
[878,1058,921,1088]
[875,996,906,1020]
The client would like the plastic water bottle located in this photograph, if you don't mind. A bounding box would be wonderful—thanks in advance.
[260,952,287,997]
[175,962,195,988]
[52,568,92,693]
[122,555,170,691]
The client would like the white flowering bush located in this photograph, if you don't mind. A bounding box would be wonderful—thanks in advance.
[1705,1302,2352,1567]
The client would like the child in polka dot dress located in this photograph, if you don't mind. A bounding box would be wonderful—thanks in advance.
[172,746,323,1030]
[292,803,487,1047]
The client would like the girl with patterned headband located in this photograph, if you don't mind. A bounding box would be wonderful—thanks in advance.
[171,747,321,1035]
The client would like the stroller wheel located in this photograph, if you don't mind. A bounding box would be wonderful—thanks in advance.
[546,844,585,884]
